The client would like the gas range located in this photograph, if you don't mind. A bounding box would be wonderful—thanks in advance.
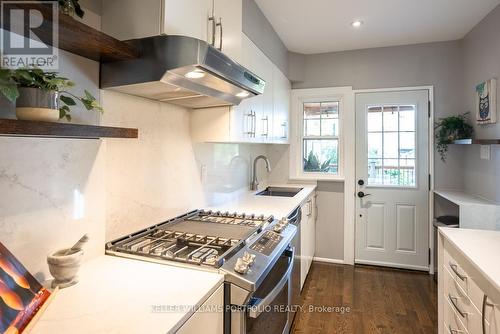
[105,210,273,269]
[105,209,298,334]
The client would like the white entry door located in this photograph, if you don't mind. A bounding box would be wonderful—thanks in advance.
[355,90,430,271]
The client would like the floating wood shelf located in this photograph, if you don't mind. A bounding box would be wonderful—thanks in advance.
[452,139,500,145]
[1,2,139,62]
[0,119,138,139]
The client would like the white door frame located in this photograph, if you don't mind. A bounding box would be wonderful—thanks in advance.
[344,86,434,274]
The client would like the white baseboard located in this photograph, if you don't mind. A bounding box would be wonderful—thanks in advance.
[313,257,344,264]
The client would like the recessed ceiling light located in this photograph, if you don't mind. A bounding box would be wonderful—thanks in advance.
[185,69,205,79]
[351,20,363,28]
[236,91,250,98]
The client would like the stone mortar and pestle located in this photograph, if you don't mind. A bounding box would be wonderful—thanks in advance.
[47,234,88,289]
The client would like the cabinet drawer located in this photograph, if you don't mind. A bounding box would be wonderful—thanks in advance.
[444,296,469,334]
[443,267,482,333]
[444,246,485,311]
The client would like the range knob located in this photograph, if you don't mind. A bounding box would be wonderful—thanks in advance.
[242,252,256,267]
[234,257,250,274]
[273,223,285,233]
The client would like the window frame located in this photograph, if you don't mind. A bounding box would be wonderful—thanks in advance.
[290,88,349,181]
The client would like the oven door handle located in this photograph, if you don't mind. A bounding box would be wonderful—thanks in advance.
[287,207,301,224]
[248,247,295,319]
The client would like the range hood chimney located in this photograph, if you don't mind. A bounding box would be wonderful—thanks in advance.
[100,35,265,109]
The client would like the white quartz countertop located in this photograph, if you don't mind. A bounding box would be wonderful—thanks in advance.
[207,183,317,219]
[434,189,497,206]
[439,227,500,295]
[32,256,224,334]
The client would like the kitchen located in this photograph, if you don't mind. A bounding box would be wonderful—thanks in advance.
[0,0,500,333]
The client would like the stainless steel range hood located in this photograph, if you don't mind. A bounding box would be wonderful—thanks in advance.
[100,35,265,109]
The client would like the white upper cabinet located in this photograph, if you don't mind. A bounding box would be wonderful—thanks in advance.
[191,34,291,145]
[101,0,242,62]
[212,0,242,61]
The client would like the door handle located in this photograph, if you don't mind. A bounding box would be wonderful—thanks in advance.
[357,191,371,198]
[208,15,216,46]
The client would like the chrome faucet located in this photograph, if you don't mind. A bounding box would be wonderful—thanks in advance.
[250,155,271,191]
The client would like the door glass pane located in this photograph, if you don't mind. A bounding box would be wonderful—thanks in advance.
[367,106,382,132]
[383,132,398,158]
[400,132,415,159]
[399,105,415,131]
[303,139,338,174]
[383,106,398,131]
[367,104,417,187]
[368,133,382,158]
[368,158,383,184]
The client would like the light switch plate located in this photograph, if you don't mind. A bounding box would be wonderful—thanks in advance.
[480,145,491,160]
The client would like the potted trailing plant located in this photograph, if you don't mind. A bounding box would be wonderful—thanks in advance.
[57,0,85,18]
[0,68,102,122]
[435,112,473,162]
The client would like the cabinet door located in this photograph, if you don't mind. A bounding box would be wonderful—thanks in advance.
[272,67,291,143]
[300,202,309,290]
[102,0,212,42]
[177,284,224,334]
[163,0,212,42]
[213,0,242,61]
[102,0,163,40]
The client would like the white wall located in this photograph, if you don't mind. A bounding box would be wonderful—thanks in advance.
[0,3,270,282]
[0,7,105,280]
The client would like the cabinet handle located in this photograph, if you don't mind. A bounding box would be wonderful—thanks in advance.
[252,111,256,138]
[482,294,495,334]
[208,16,216,46]
[448,294,467,318]
[307,200,312,217]
[449,262,467,281]
[448,325,465,334]
[261,116,269,137]
[244,111,253,136]
[216,18,223,51]
[280,121,287,139]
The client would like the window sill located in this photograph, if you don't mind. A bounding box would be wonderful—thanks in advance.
[289,176,345,182]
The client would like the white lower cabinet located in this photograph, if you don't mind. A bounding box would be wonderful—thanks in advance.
[438,236,500,334]
[176,284,224,334]
[300,192,316,290]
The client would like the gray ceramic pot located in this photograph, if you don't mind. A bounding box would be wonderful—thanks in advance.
[16,87,60,122]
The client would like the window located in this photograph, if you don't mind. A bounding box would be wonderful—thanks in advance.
[367,105,416,187]
[290,87,352,181]
[302,101,339,174]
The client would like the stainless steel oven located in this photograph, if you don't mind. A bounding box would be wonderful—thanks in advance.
[223,219,297,334]
[246,247,294,334]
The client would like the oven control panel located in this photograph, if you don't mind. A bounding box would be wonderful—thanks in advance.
[250,230,283,256]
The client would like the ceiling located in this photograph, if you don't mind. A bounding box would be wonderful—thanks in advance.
[254,0,500,54]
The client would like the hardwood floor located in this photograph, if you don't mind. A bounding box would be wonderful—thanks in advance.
[291,262,437,334]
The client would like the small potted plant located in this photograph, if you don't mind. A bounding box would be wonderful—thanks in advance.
[435,112,474,162]
[0,68,102,122]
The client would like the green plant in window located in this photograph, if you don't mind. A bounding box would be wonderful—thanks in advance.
[303,151,331,172]
[435,112,473,162]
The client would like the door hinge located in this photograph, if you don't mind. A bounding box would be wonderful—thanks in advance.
[428,100,431,118]
[428,174,432,191]
[428,248,431,265]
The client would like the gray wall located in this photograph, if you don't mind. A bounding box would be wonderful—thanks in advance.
[462,4,500,203]
[289,40,466,191]
[273,40,468,261]
[242,0,288,75]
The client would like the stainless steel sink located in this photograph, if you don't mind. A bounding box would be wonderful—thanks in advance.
[256,187,303,197]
